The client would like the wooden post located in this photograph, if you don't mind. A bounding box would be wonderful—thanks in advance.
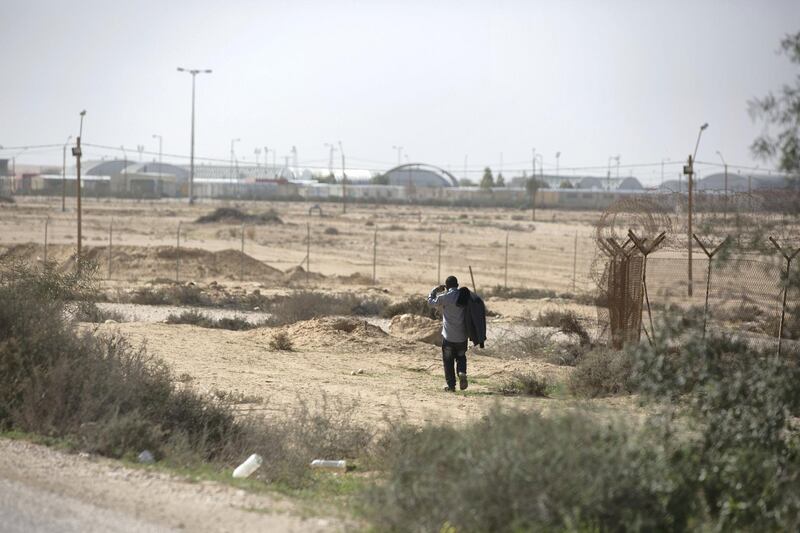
[372,227,377,285]
[469,265,477,294]
[43,217,49,266]
[108,220,113,280]
[240,223,245,281]
[504,232,509,288]
[572,230,578,293]
[176,221,181,283]
[769,237,800,357]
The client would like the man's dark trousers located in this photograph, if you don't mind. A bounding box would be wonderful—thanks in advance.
[441,338,468,390]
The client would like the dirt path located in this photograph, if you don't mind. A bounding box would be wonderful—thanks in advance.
[0,438,340,533]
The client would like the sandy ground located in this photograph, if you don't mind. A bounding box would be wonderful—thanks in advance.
[0,196,601,295]
[0,438,340,532]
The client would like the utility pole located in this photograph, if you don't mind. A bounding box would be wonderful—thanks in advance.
[660,158,669,187]
[72,111,86,260]
[555,151,561,177]
[530,148,537,221]
[463,154,468,185]
[392,145,403,166]
[230,137,241,187]
[338,140,346,214]
[177,67,212,204]
[324,143,335,177]
[716,151,727,220]
[61,135,72,212]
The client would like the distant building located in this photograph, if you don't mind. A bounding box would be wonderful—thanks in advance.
[382,164,459,188]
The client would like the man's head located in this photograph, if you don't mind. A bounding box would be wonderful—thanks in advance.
[445,275,459,289]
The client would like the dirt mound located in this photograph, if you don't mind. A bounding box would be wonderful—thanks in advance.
[1,242,283,283]
[337,272,374,285]
[196,207,282,225]
[389,314,442,345]
[250,316,400,352]
[284,265,326,284]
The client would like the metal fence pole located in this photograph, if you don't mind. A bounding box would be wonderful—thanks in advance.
[693,234,730,339]
[306,222,310,286]
[43,217,49,266]
[372,227,377,285]
[108,220,113,280]
[176,221,182,283]
[572,230,578,293]
[769,236,800,357]
[437,231,442,284]
[504,232,509,288]
[240,223,245,281]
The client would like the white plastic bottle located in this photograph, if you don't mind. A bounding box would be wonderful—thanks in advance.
[310,459,347,472]
[233,453,263,478]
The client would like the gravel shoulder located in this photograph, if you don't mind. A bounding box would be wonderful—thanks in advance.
[0,438,340,533]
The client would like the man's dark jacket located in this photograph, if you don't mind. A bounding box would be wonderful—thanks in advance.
[459,288,487,348]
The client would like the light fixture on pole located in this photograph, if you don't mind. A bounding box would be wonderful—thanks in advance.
[684,122,709,297]
[62,135,72,212]
[177,67,212,204]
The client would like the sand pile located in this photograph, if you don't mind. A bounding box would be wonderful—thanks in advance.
[0,242,283,282]
[283,265,326,284]
[251,316,410,352]
[389,314,442,345]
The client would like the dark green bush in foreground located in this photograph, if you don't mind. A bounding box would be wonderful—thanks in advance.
[365,317,800,532]
[0,262,373,487]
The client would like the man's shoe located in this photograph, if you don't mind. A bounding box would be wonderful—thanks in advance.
[443,385,455,392]
[458,372,468,390]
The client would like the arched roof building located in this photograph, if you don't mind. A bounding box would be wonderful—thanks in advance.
[383,163,459,187]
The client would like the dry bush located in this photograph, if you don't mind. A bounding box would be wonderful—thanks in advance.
[536,309,591,346]
[73,301,126,323]
[267,291,387,326]
[381,296,439,319]
[324,226,339,235]
[196,207,282,225]
[498,371,549,396]
[165,310,257,331]
[269,331,294,351]
[568,347,635,398]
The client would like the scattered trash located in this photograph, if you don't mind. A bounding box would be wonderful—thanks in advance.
[137,450,155,464]
[233,453,263,478]
[310,459,347,472]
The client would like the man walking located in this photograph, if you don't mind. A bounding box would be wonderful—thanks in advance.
[427,275,469,391]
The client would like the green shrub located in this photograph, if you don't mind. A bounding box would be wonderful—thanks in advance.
[364,409,694,532]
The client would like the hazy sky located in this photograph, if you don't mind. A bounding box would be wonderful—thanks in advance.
[2,0,798,183]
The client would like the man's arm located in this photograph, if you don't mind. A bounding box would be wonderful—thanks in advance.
[427,285,447,307]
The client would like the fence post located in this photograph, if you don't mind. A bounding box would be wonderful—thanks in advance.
[372,227,377,285]
[469,265,477,294]
[628,230,667,345]
[176,221,182,283]
[692,234,730,339]
[437,231,442,284]
[769,236,800,357]
[108,220,113,280]
[43,217,49,266]
[240,223,245,281]
[306,222,310,286]
[504,232,509,288]
[572,231,578,293]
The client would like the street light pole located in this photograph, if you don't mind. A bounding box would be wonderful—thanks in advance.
[392,145,403,166]
[230,138,241,188]
[62,135,72,212]
[685,122,709,297]
[716,150,727,220]
[324,143,335,177]
[177,67,212,204]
